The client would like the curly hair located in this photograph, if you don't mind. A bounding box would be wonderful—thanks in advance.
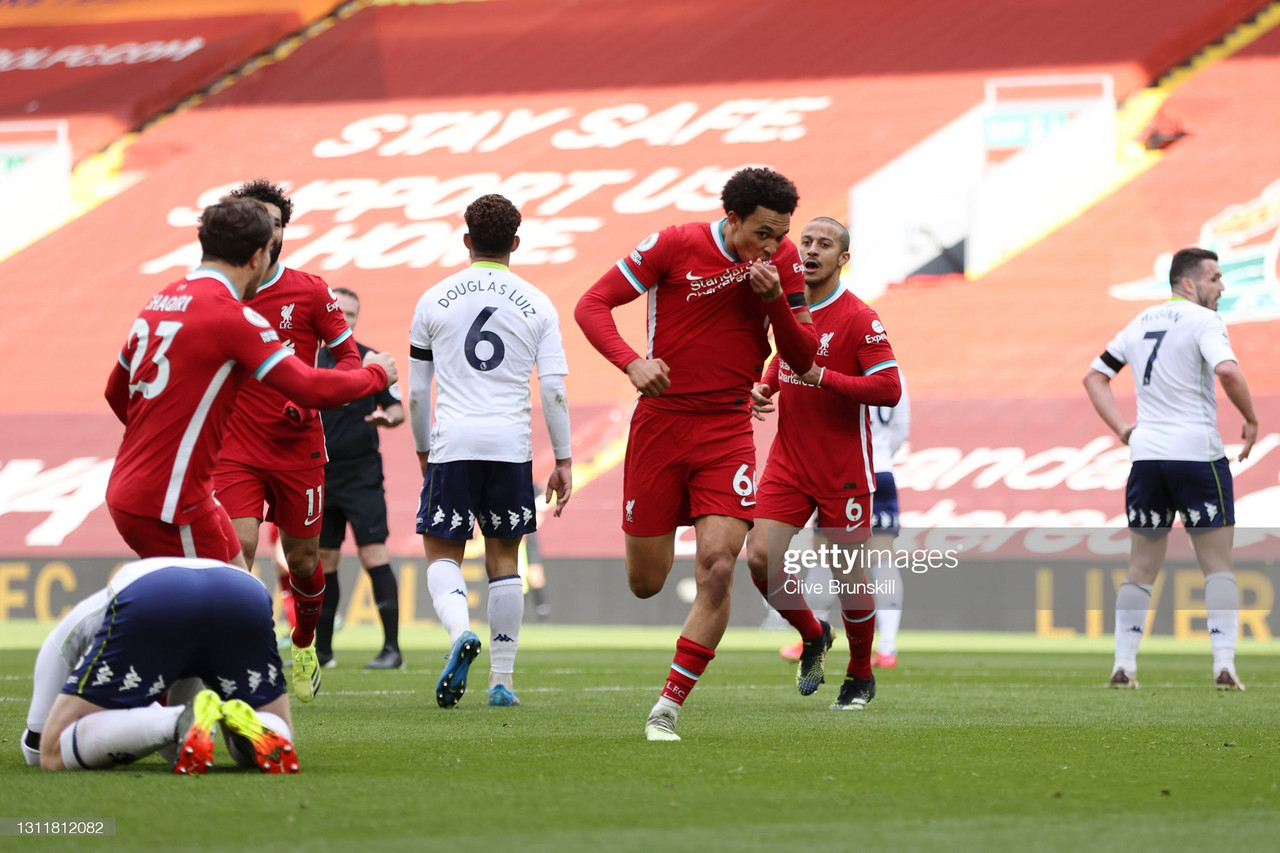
[721,167,799,219]
[1168,247,1218,287]
[197,199,273,266]
[465,194,522,256]
[225,178,294,227]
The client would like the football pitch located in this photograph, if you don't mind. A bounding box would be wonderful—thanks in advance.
[1,623,1276,852]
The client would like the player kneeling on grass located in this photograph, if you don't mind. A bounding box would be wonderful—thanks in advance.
[34,558,299,774]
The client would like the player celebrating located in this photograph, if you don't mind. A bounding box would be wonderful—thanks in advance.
[410,194,573,709]
[747,216,900,709]
[212,179,363,703]
[575,167,819,741]
[780,375,910,668]
[104,200,396,576]
[36,558,299,774]
[1084,247,1257,690]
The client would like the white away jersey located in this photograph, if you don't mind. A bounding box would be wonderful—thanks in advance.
[870,372,910,475]
[1091,297,1237,461]
[410,262,568,463]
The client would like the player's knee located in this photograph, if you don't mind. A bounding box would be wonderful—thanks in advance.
[745,546,769,581]
[696,554,735,598]
[286,549,319,578]
[628,571,665,599]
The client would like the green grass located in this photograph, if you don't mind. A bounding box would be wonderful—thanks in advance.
[1,625,1277,852]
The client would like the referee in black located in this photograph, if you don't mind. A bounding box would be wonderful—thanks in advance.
[316,287,405,669]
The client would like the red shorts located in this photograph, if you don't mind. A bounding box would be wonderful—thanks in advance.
[213,458,325,538]
[755,460,872,544]
[109,503,242,562]
[622,402,756,536]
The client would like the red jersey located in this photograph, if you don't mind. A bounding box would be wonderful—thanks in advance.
[584,220,808,413]
[762,285,900,496]
[220,265,356,470]
[105,270,295,524]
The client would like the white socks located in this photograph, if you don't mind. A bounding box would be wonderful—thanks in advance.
[427,559,471,644]
[1204,572,1239,672]
[870,562,903,655]
[1113,581,1152,672]
[487,575,524,690]
[1114,575,1241,675]
[60,704,182,770]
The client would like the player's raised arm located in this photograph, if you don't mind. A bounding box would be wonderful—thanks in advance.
[258,350,394,410]
[807,363,901,406]
[751,251,818,375]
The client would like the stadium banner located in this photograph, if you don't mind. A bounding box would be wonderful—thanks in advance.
[0,14,333,160]
[1,547,1277,636]
[3,397,1279,561]
[0,0,340,28]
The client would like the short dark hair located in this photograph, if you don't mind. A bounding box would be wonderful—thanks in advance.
[721,167,799,220]
[197,199,273,266]
[225,178,293,226]
[332,287,359,303]
[810,216,850,253]
[465,194,522,255]
[1169,247,1218,287]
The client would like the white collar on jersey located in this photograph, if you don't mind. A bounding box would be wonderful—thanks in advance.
[186,268,238,300]
[256,263,286,294]
[807,281,847,313]
[709,218,739,264]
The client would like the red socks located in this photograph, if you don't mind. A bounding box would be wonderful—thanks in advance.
[842,609,876,680]
[289,563,326,648]
[660,636,715,706]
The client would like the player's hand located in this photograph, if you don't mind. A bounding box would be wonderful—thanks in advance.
[364,351,398,387]
[796,365,823,386]
[747,260,783,302]
[282,402,317,424]
[365,407,398,427]
[416,450,430,476]
[1119,424,1135,445]
[1239,420,1259,461]
[626,358,671,397]
[545,460,573,517]
[750,383,775,421]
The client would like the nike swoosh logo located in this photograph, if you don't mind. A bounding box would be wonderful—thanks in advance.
[304,515,322,526]
[740,499,756,507]
[845,524,862,531]
[686,271,700,281]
